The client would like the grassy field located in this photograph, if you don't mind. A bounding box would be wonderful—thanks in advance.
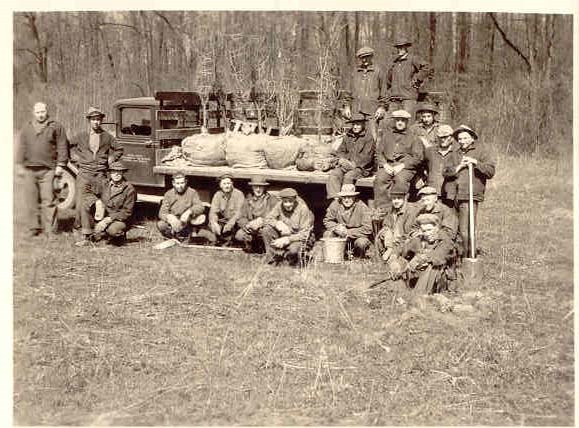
[13,153,573,426]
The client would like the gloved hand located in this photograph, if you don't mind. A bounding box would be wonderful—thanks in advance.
[374,107,386,120]
[334,224,348,237]
[94,199,106,221]
[272,236,290,248]
[246,217,263,231]
[222,221,235,234]
[210,221,221,236]
[275,220,291,236]
[54,165,64,176]
[94,216,113,234]
[167,214,183,232]
[338,158,355,171]
[342,106,352,120]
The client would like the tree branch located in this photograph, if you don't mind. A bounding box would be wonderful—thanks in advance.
[488,12,532,73]
[98,22,141,34]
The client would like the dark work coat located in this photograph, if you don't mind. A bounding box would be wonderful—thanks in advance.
[99,180,137,223]
[70,130,123,175]
[335,129,376,176]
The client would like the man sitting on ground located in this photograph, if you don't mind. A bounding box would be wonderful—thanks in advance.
[157,172,206,241]
[322,184,373,259]
[198,174,245,246]
[75,161,136,246]
[235,176,277,252]
[390,213,455,294]
[326,113,375,199]
[261,188,314,266]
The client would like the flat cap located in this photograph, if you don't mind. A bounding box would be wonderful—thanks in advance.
[393,36,413,47]
[217,173,233,182]
[418,186,438,196]
[356,46,375,57]
[278,188,298,198]
[452,125,478,140]
[416,213,440,226]
[390,184,408,197]
[415,102,439,114]
[436,124,454,138]
[85,106,106,119]
[391,110,412,119]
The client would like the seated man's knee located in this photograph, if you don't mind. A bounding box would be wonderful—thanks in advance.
[107,221,127,237]
[354,237,371,251]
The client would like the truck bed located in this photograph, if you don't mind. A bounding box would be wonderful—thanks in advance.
[153,164,376,188]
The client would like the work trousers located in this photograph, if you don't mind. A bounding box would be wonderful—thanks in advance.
[260,225,313,265]
[457,200,479,258]
[326,167,365,199]
[23,166,56,234]
[373,168,416,211]
[75,170,107,231]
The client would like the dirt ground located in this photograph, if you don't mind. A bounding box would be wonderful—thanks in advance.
[13,154,573,425]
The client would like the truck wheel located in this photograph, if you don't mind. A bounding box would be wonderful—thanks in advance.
[54,169,76,211]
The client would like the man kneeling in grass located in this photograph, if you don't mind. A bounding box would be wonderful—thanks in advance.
[75,161,136,246]
[157,172,206,242]
[389,213,455,294]
[260,188,314,266]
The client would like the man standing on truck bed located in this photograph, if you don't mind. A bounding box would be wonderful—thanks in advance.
[70,107,123,231]
[386,36,432,114]
[157,172,206,241]
[342,46,387,142]
[16,102,69,237]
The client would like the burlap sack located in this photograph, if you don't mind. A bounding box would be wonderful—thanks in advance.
[182,133,227,166]
[264,136,305,169]
[295,140,337,172]
[225,134,268,168]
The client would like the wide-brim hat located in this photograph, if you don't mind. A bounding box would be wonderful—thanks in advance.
[86,106,106,119]
[452,125,478,140]
[415,102,439,115]
[336,184,360,197]
[278,188,298,199]
[248,176,270,186]
[108,161,128,171]
[356,46,375,58]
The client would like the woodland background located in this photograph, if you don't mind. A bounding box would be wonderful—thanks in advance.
[13,11,573,155]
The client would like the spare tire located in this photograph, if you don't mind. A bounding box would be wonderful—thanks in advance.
[53,169,76,211]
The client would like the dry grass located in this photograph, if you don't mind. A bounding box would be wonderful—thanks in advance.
[13,153,573,425]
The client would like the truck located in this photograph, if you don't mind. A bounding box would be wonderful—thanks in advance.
[55,91,377,219]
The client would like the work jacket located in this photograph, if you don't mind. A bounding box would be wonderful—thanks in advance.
[335,129,376,176]
[409,122,441,149]
[159,187,205,222]
[237,192,278,229]
[99,179,136,223]
[70,130,123,175]
[265,198,314,242]
[407,201,458,240]
[442,142,496,202]
[424,143,459,198]
[376,127,423,170]
[379,201,418,245]
[344,65,387,115]
[398,235,454,268]
[386,53,432,100]
[209,188,245,225]
[323,199,372,239]
[17,119,69,169]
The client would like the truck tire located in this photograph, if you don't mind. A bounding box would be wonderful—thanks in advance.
[54,169,76,211]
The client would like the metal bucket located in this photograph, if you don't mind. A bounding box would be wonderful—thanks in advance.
[321,237,347,264]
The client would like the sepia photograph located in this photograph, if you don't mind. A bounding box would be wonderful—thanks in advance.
[11,5,574,425]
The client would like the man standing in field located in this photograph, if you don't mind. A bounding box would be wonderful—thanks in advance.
[75,161,136,246]
[16,102,69,237]
[70,107,123,231]
[392,213,455,294]
[326,113,375,199]
[198,174,244,246]
[443,125,496,257]
[386,37,432,114]
[373,110,423,211]
[157,172,206,241]
[342,46,387,141]
[322,184,373,259]
[424,124,457,205]
[235,176,277,252]
[261,188,314,266]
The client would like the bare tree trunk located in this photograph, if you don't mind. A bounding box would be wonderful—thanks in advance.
[23,12,48,83]
[429,12,437,63]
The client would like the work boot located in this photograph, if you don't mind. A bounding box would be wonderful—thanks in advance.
[74,236,92,247]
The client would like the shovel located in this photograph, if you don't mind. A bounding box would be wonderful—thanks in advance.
[462,162,483,285]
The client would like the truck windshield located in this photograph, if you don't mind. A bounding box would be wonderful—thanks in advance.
[120,107,152,136]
